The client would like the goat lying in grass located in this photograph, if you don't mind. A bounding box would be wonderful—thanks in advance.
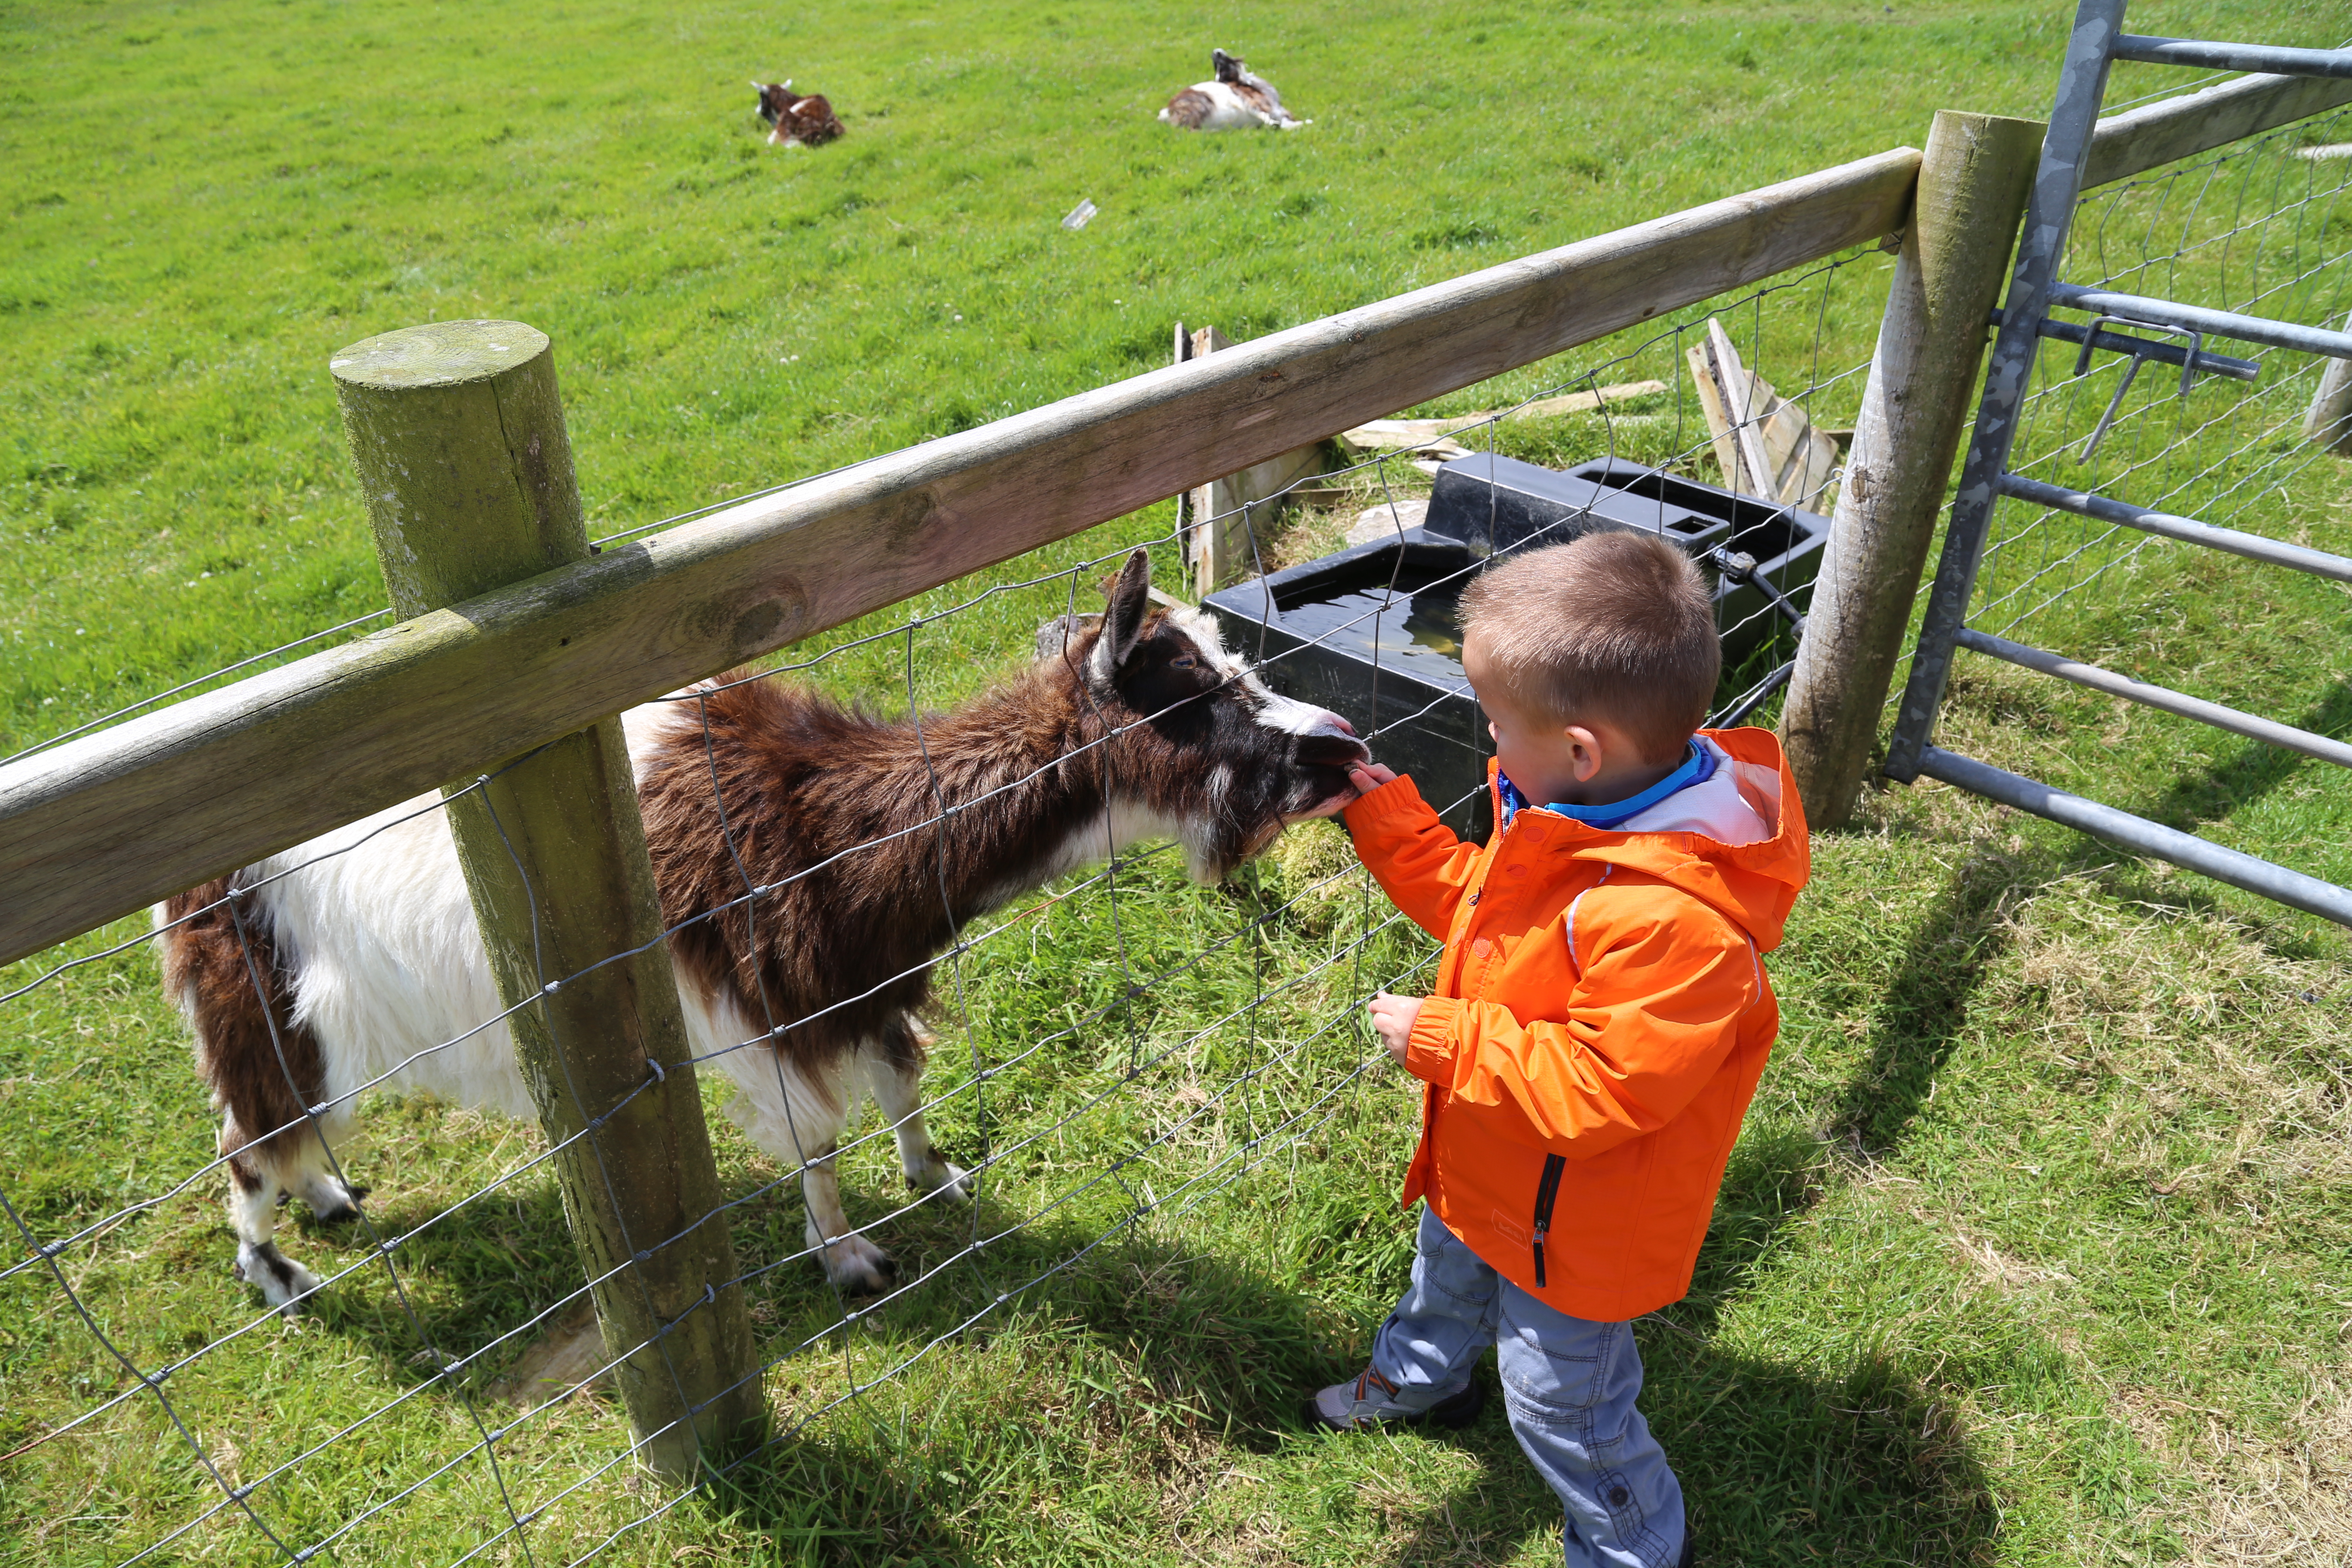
[1160,48,1309,131]
[158,552,1368,1312]
[753,80,844,147]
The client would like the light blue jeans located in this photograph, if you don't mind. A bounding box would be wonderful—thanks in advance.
[1371,1206,1687,1568]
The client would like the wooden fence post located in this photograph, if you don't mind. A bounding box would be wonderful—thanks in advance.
[1778,111,2044,829]
[1176,324,1328,594]
[2303,317,2352,456]
[330,320,764,1478]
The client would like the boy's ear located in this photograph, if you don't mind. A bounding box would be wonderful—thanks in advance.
[1093,549,1152,679]
[1562,723,1606,783]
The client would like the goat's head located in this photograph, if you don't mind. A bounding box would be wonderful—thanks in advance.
[1211,48,1244,84]
[1040,550,1369,882]
[752,80,791,124]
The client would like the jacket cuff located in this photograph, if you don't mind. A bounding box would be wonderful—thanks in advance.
[1342,772,1430,834]
[1401,996,1466,1084]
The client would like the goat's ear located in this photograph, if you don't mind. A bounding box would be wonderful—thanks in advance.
[1093,549,1152,677]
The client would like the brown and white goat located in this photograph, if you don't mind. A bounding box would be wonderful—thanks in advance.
[157,553,1366,1312]
[753,80,844,147]
[1159,49,1309,132]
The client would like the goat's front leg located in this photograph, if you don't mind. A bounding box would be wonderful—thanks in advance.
[873,1020,973,1203]
[799,1146,895,1295]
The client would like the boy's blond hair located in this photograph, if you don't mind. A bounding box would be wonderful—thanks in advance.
[1458,531,1719,764]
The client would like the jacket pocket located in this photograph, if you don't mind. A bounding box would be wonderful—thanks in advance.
[1531,1152,1565,1287]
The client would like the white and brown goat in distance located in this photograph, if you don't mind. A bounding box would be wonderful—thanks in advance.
[1159,48,1308,132]
[157,553,1368,1312]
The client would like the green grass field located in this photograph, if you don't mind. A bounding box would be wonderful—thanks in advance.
[6,0,2352,1563]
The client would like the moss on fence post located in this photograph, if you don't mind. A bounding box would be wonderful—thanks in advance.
[331,320,764,1478]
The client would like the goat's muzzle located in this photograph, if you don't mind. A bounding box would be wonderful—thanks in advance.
[1289,719,1372,815]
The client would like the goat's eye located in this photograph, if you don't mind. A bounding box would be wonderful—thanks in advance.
[1170,655,1197,670]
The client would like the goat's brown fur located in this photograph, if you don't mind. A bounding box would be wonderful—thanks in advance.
[635,582,1355,1078]
[159,877,328,1187]
[159,551,1364,1308]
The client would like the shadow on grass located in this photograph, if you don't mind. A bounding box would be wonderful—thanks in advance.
[313,1155,1352,1559]
[294,1174,588,1377]
[693,1216,1354,1564]
[2126,676,2352,839]
[1825,837,2030,1157]
[1811,675,2352,1170]
[1369,1332,1998,1568]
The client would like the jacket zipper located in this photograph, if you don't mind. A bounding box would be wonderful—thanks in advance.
[1531,1153,1565,1287]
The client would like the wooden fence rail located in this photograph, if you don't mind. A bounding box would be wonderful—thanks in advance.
[1,67,2343,971]
[0,146,1920,968]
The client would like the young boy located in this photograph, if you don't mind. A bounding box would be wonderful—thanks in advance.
[1309,530,1810,1568]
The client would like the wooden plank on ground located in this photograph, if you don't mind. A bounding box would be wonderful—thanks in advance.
[0,147,1920,968]
[1706,320,1778,504]
[1337,379,1668,450]
[1687,319,1841,508]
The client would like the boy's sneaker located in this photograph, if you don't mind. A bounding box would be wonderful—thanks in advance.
[1304,1365,1484,1432]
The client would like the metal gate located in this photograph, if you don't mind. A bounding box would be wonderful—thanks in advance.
[1887,1,2352,924]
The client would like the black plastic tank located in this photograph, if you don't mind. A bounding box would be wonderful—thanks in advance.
[1202,454,1826,839]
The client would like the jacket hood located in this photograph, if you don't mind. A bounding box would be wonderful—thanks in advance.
[1494,726,1810,950]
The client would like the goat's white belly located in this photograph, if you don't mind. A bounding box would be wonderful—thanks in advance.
[245,711,693,1124]
[253,795,536,1124]
[245,770,850,1164]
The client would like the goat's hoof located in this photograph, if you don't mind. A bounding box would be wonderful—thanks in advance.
[898,1161,974,1213]
[906,1158,975,1205]
[310,1197,365,1226]
[823,1235,897,1297]
[236,1242,323,1316]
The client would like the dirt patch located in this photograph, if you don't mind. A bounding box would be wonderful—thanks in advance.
[490,1302,614,1407]
[2118,1381,2352,1566]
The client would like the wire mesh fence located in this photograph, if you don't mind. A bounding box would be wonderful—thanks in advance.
[1970,106,2352,641]
[0,240,1887,1563]
[1202,242,1890,729]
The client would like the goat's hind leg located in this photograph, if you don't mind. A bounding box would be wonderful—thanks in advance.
[222,1117,325,1316]
[873,1015,973,1204]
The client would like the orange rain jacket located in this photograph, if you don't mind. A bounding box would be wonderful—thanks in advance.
[1343,729,1810,1323]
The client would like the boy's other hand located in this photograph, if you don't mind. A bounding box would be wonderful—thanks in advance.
[1367,991,1424,1065]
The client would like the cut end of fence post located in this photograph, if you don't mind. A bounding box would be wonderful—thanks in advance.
[1779,107,2041,831]
[331,320,766,1479]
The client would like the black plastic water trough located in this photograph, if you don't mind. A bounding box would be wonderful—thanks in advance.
[1203,454,1826,839]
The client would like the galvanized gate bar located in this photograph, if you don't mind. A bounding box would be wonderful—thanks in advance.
[1914,747,2352,924]
[2111,36,2352,79]
[1953,628,2352,768]
[1997,473,2352,582]
[1886,0,2128,783]
[2046,284,2352,358]
[2008,312,2261,379]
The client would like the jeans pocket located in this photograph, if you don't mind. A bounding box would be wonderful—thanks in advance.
[1499,1363,1603,1423]
[1498,1317,1617,1413]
